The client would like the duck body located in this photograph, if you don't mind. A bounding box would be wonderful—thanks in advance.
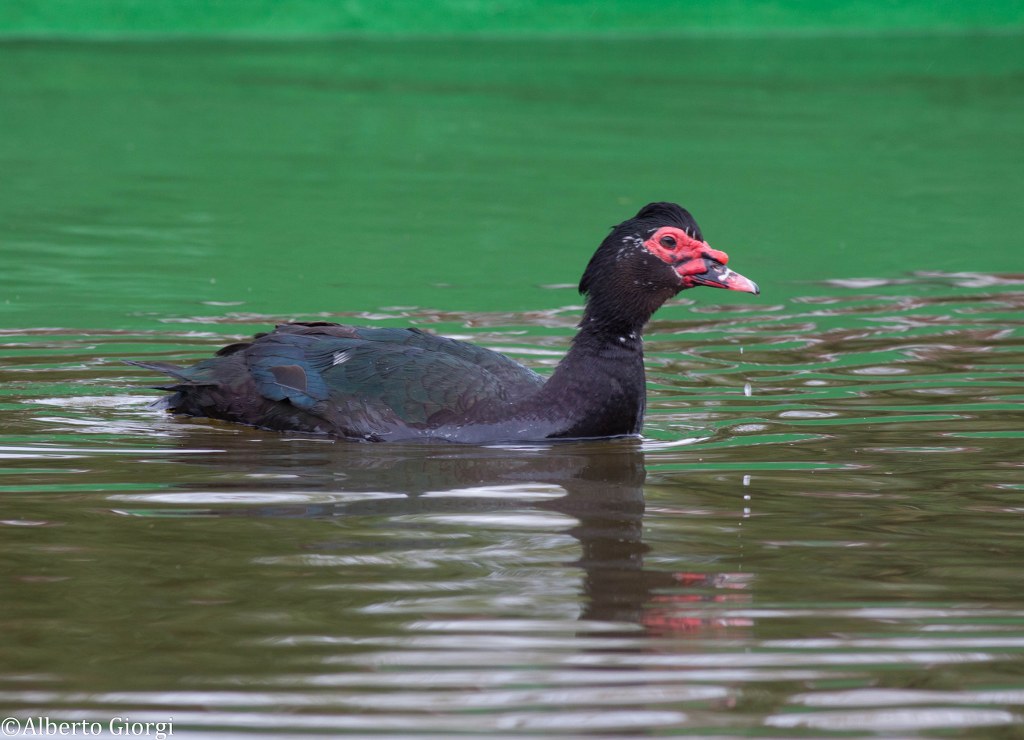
[131,203,758,443]
[132,321,646,443]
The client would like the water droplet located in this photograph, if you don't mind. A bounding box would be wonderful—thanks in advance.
[743,383,752,397]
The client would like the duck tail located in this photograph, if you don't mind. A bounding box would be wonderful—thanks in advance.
[124,359,217,390]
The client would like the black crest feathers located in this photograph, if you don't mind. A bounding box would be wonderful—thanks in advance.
[632,202,703,240]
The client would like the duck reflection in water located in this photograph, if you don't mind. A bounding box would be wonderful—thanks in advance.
[135,431,751,635]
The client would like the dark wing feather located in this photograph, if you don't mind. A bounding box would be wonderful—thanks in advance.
[133,323,544,440]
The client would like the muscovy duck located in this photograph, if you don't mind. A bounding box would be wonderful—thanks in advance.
[130,202,758,443]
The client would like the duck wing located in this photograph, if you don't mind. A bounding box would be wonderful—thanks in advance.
[130,322,544,441]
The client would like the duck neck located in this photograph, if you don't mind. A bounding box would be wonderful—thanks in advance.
[534,307,650,438]
[576,298,653,342]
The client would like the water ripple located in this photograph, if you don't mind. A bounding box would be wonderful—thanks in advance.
[1,276,1022,736]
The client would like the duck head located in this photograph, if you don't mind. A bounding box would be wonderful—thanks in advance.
[578,202,759,331]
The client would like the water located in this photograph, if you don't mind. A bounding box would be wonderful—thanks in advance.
[2,36,1023,737]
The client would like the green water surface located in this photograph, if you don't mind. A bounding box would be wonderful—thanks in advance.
[4,36,1022,329]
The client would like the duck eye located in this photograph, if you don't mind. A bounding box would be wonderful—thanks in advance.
[659,235,677,249]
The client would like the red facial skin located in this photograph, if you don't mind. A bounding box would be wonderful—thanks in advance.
[642,226,759,294]
[643,226,729,266]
